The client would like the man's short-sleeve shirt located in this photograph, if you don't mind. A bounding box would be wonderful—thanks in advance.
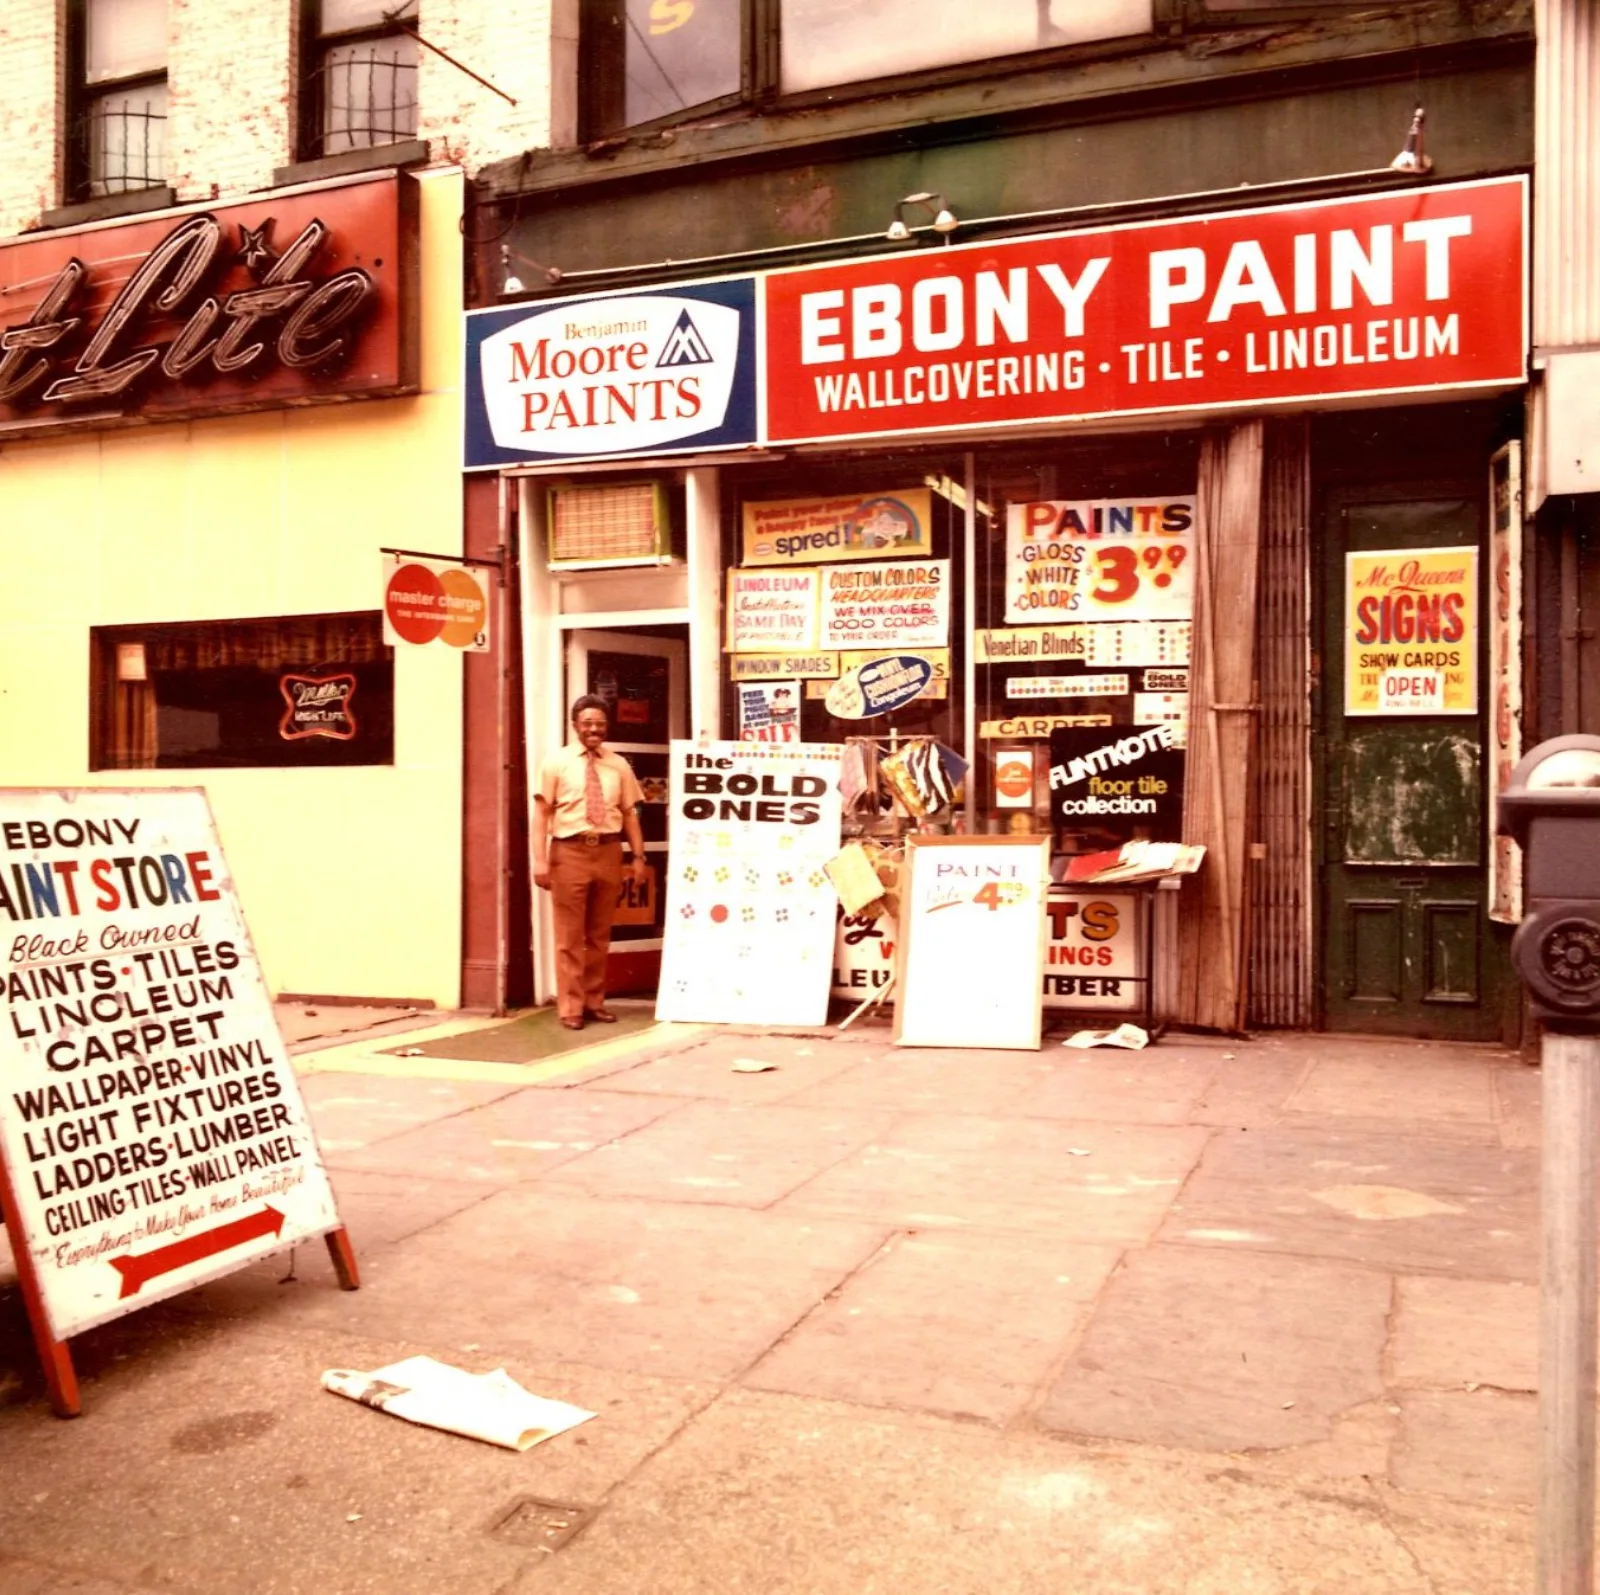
[536,742,643,838]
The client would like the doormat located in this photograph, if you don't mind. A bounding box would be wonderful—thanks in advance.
[380,1007,657,1065]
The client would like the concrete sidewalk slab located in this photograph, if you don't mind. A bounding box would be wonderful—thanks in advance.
[1037,1246,1392,1451]
[322,1087,680,1184]
[541,1099,897,1207]
[501,1388,1448,1595]
[1160,1122,1539,1280]
[783,1113,1209,1242]
[218,1187,891,1384]
[745,1229,1121,1423]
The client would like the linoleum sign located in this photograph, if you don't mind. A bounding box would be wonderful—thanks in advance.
[763,177,1526,444]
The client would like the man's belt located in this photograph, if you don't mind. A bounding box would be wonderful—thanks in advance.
[555,831,622,845]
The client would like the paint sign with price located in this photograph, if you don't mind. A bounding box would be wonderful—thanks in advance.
[1005,498,1196,624]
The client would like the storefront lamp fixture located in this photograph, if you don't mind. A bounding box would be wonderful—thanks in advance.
[1390,106,1432,174]
[500,242,563,295]
[886,192,959,243]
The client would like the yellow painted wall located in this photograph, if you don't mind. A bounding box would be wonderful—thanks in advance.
[0,168,467,1009]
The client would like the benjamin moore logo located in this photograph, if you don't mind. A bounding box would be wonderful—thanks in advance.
[479,293,742,457]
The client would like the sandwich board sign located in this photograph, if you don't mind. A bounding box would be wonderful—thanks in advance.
[0,788,357,1415]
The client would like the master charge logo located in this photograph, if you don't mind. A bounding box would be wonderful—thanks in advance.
[479,294,742,458]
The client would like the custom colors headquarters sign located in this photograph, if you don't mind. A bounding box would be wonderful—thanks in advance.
[0,173,416,441]
[0,789,356,1414]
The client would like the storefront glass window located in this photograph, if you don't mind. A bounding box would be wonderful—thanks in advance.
[780,0,1153,94]
[89,613,394,770]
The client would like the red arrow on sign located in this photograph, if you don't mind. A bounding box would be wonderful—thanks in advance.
[109,1206,286,1300]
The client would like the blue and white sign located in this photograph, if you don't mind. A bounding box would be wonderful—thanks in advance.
[464,278,760,470]
[824,654,935,719]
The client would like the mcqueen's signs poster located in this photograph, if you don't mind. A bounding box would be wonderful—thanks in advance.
[0,789,344,1341]
[1344,546,1479,715]
[0,173,416,441]
[466,178,1525,466]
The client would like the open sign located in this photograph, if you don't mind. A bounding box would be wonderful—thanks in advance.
[1379,668,1444,711]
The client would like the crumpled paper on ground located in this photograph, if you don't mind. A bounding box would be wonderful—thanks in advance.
[321,1355,594,1451]
[1061,1023,1149,1051]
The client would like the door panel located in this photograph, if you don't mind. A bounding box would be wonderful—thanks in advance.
[1341,730,1481,864]
[565,628,687,996]
[1320,491,1499,1038]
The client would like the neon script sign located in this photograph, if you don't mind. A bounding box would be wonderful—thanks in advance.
[0,215,372,408]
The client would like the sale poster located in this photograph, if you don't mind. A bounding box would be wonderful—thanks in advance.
[819,559,950,650]
[1005,498,1196,624]
[742,489,933,566]
[1345,546,1478,716]
[738,681,801,742]
[725,568,820,653]
[0,789,343,1340]
[656,742,843,1025]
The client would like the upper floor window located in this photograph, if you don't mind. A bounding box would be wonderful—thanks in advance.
[301,0,419,161]
[68,0,169,202]
[581,0,1154,139]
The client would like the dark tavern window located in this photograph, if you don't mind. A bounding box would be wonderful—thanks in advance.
[301,0,420,160]
[90,613,395,771]
[67,0,169,203]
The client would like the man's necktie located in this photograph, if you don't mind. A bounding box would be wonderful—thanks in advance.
[584,751,606,829]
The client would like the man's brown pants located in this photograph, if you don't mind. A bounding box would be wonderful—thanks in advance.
[549,837,623,1020]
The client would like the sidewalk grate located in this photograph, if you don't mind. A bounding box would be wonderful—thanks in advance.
[488,1495,597,1553]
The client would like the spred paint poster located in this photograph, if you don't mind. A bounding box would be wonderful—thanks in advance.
[656,742,842,1025]
[0,789,343,1339]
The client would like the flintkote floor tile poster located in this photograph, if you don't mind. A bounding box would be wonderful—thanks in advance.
[656,741,843,1026]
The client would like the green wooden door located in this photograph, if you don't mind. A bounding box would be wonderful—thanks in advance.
[1318,494,1501,1038]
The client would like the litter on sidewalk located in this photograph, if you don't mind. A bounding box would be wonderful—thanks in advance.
[1061,1023,1150,1051]
[321,1356,594,1452]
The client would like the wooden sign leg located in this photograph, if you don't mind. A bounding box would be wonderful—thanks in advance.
[323,1227,361,1290]
[0,1154,80,1417]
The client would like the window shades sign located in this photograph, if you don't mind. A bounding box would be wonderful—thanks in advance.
[0,789,348,1351]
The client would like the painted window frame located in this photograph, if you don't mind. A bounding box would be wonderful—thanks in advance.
[65,0,170,204]
[297,0,420,163]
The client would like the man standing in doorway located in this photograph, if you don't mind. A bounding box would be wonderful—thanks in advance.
[533,696,650,1030]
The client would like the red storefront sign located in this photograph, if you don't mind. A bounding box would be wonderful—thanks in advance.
[0,173,416,440]
[764,177,1527,445]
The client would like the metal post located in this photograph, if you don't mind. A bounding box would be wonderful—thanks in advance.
[1539,1025,1599,1595]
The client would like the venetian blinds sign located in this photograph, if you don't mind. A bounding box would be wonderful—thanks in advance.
[0,789,346,1344]
[763,177,1527,445]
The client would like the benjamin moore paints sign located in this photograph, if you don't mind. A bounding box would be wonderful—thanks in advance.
[464,178,1526,468]
[463,278,759,468]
